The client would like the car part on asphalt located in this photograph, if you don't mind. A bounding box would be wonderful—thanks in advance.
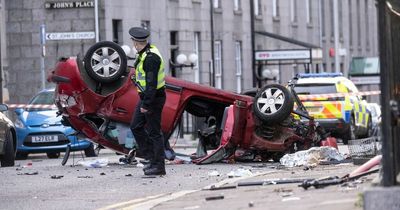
[299,168,379,190]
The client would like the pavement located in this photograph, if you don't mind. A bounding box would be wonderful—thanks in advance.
[105,138,380,210]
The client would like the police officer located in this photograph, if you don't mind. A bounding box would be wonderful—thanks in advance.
[129,27,166,176]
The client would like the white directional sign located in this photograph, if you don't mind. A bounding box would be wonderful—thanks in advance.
[255,50,311,61]
[45,32,95,40]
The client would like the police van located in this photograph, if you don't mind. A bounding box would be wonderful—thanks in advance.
[294,73,372,144]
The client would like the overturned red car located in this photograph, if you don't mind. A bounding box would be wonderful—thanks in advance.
[49,41,334,164]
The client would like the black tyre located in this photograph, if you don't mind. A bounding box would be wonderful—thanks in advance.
[46,152,60,159]
[253,84,294,124]
[342,115,356,145]
[83,41,127,83]
[1,130,15,167]
[84,144,98,157]
[16,152,28,160]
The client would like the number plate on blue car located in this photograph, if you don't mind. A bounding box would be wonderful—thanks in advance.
[31,135,59,143]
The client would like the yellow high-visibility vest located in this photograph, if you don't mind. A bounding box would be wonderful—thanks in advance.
[135,45,165,92]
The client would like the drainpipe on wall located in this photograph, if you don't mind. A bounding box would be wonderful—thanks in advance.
[95,0,99,42]
[209,0,215,87]
[0,0,3,103]
[250,0,256,87]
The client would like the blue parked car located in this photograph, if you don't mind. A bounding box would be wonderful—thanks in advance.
[14,89,96,159]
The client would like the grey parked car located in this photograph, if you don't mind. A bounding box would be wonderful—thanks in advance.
[0,104,16,167]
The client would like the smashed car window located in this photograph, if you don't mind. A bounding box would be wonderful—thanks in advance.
[294,84,337,95]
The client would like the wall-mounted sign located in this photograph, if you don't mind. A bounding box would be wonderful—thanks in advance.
[255,49,311,61]
[46,32,95,40]
[45,1,94,9]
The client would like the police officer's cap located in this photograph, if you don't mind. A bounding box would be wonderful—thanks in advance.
[129,27,150,41]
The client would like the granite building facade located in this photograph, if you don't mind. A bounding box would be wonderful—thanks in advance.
[0,0,378,104]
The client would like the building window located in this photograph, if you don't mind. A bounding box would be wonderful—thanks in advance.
[112,19,122,44]
[235,41,242,93]
[349,0,353,47]
[357,0,361,48]
[170,31,178,77]
[194,32,201,83]
[213,0,221,8]
[254,0,262,16]
[339,0,343,39]
[290,0,297,22]
[321,0,326,37]
[306,0,312,23]
[272,0,279,18]
[330,0,334,38]
[234,0,241,11]
[214,41,222,89]
[365,0,370,48]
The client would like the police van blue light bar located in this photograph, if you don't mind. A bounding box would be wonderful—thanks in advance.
[298,73,343,78]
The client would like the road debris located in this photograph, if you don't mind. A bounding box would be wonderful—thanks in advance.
[17,171,38,175]
[50,175,64,179]
[183,205,200,209]
[299,168,379,189]
[227,168,253,178]
[78,158,108,168]
[205,194,224,201]
[280,146,345,167]
[77,176,93,178]
[282,197,301,202]
[208,170,220,177]
[248,201,254,207]
[209,184,237,190]
[238,178,313,186]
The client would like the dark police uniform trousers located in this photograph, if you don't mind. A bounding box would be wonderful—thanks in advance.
[130,91,166,169]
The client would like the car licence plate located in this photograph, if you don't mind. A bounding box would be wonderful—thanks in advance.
[31,135,59,143]
[306,107,322,113]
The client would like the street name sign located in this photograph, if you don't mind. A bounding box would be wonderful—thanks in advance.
[46,32,95,40]
[45,1,94,9]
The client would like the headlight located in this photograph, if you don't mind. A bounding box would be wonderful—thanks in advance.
[56,94,77,108]
[14,118,25,129]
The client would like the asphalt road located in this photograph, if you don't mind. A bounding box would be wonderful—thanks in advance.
[0,145,374,210]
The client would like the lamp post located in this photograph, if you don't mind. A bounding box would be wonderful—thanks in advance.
[169,53,198,75]
[261,68,279,83]
[169,53,198,138]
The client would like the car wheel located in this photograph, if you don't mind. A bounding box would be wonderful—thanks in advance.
[342,115,356,145]
[253,84,294,124]
[83,41,127,83]
[84,143,98,157]
[46,152,60,159]
[1,130,15,167]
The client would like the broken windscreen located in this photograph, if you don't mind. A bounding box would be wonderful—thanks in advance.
[294,84,337,95]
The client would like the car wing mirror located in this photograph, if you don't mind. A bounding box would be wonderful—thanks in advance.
[15,108,23,115]
[0,104,8,112]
